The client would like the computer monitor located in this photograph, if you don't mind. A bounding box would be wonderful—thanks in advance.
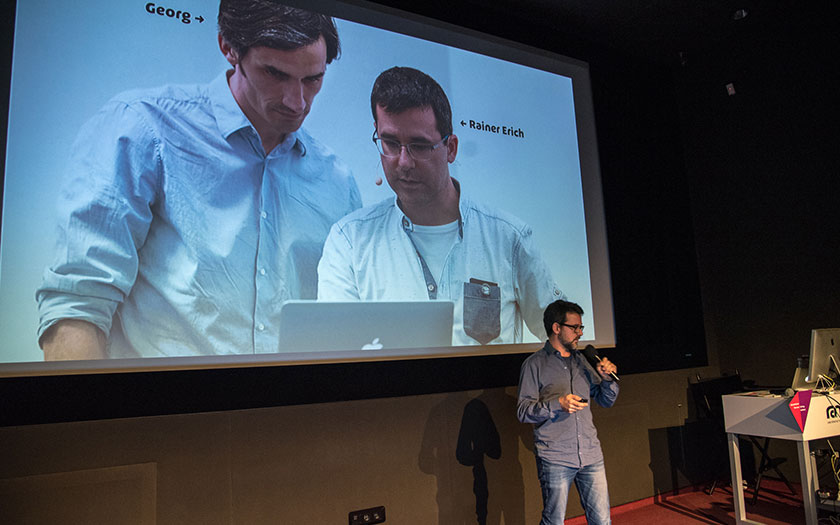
[805,328,840,390]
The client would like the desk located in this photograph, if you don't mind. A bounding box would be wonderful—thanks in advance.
[723,391,840,525]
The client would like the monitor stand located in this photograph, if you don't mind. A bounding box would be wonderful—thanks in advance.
[792,355,840,393]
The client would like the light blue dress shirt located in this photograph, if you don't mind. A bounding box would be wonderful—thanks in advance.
[517,341,619,467]
[317,181,563,346]
[36,72,361,357]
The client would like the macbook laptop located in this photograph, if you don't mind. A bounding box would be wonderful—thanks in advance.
[277,300,454,353]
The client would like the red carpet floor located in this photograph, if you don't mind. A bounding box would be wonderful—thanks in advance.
[565,479,832,524]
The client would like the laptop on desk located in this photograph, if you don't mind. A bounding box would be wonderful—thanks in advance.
[277,300,454,353]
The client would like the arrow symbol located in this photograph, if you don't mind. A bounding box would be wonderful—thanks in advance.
[196,15,204,23]
[460,120,466,126]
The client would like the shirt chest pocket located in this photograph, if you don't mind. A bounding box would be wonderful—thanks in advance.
[463,279,500,344]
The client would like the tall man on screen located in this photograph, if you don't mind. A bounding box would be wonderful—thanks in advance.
[317,66,562,346]
[517,300,619,524]
[35,1,361,359]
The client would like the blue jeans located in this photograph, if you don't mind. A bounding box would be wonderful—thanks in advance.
[536,456,611,525]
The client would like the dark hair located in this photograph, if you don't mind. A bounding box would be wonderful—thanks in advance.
[543,300,584,338]
[370,67,452,138]
[218,1,340,63]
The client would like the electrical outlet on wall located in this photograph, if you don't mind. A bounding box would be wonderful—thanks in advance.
[348,505,386,524]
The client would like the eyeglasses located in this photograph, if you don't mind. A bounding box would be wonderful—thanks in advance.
[559,323,585,333]
[372,130,450,160]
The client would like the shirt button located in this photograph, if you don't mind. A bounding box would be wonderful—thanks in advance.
[427,284,435,292]
[260,211,267,219]
[259,268,266,276]
[257,323,265,331]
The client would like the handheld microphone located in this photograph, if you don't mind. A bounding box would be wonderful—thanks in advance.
[581,344,620,382]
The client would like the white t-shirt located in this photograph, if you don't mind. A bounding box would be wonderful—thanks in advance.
[408,219,460,285]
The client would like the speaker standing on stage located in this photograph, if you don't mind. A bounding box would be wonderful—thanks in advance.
[517,299,619,524]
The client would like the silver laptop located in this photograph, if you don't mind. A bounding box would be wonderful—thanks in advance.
[277,300,454,353]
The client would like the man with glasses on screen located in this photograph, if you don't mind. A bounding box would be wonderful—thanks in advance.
[517,300,619,525]
[35,1,360,359]
[317,66,561,346]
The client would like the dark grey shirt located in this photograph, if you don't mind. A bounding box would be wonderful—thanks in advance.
[517,341,619,467]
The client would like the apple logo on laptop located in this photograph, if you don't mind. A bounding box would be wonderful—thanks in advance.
[362,337,383,350]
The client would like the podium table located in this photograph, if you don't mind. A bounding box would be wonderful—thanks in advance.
[723,391,840,525]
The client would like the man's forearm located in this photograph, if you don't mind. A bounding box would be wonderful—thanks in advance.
[40,319,107,360]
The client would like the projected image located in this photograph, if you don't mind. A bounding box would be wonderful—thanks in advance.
[34,2,363,360]
[1,0,606,366]
[317,66,563,346]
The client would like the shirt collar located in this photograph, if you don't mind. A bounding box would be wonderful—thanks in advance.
[543,340,574,360]
[209,70,250,139]
[397,177,465,237]
[209,70,306,156]
[544,340,602,382]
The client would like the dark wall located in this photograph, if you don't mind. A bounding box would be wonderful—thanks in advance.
[591,58,706,372]
[675,9,839,385]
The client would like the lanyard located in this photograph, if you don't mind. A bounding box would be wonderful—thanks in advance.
[401,215,463,300]
[407,237,439,300]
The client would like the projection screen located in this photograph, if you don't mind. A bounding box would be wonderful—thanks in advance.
[0,0,614,376]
